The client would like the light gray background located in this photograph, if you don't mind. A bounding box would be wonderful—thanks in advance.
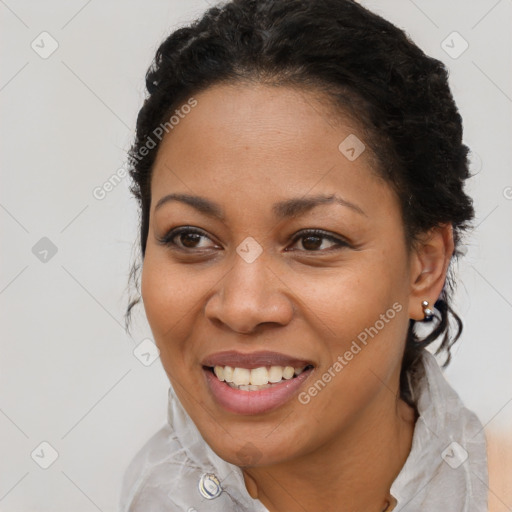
[1,1,511,510]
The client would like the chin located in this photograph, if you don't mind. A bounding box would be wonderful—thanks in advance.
[202,426,307,468]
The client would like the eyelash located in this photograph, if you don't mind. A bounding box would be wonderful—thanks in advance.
[157,226,350,253]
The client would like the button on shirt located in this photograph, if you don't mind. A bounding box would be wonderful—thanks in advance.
[119,351,489,511]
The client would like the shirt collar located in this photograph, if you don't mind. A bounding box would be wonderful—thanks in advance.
[390,350,488,510]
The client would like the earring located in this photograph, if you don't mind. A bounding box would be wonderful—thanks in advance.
[422,300,434,321]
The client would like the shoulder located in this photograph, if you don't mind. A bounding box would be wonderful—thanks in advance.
[391,350,489,510]
[119,423,196,512]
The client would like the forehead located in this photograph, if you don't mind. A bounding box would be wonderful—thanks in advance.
[150,82,391,217]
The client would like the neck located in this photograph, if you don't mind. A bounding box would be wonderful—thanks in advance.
[242,385,416,512]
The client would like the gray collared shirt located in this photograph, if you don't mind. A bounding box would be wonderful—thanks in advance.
[119,351,489,511]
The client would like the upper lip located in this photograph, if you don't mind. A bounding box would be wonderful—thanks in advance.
[201,350,315,370]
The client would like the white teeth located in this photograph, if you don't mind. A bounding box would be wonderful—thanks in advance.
[227,382,272,390]
[282,366,294,380]
[212,364,310,389]
[223,366,234,382]
[232,367,251,386]
[250,367,269,386]
[268,366,283,383]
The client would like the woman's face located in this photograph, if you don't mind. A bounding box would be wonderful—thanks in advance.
[141,82,416,467]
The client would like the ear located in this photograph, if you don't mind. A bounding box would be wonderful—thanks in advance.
[408,223,454,320]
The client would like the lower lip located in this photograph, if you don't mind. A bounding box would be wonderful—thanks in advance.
[203,367,314,415]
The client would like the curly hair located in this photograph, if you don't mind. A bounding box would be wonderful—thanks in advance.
[124,0,474,407]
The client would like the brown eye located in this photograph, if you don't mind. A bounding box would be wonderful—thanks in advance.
[288,229,350,252]
[301,235,325,251]
[177,232,203,248]
[158,227,218,251]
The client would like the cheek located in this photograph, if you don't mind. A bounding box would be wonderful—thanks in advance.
[140,250,201,362]
[294,248,409,340]
[291,247,410,397]
[141,245,205,321]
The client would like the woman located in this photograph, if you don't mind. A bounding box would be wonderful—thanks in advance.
[120,0,488,510]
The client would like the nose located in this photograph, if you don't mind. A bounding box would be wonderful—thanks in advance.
[204,253,294,334]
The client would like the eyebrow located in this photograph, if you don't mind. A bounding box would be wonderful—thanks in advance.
[154,192,366,219]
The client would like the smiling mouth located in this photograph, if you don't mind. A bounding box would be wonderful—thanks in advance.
[204,364,315,391]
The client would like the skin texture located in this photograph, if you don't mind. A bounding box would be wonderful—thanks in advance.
[140,82,454,511]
